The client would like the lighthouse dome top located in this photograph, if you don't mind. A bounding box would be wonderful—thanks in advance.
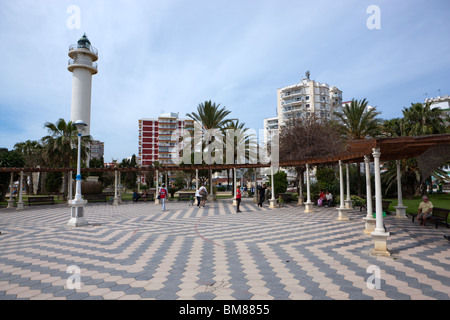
[78,33,91,46]
[69,33,98,61]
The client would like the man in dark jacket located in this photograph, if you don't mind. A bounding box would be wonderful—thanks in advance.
[257,184,267,208]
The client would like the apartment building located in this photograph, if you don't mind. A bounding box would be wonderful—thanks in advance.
[138,112,194,167]
[276,76,343,127]
[89,140,104,160]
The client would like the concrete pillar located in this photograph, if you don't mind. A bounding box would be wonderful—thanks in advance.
[68,171,73,202]
[363,156,376,235]
[394,160,408,219]
[344,163,353,209]
[298,171,304,205]
[7,172,14,208]
[269,165,277,208]
[233,168,238,205]
[253,171,258,204]
[337,161,350,221]
[195,169,199,191]
[16,171,24,210]
[304,164,313,213]
[371,148,390,256]
[113,170,120,206]
[154,170,160,204]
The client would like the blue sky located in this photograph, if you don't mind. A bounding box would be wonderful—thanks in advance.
[0,0,449,162]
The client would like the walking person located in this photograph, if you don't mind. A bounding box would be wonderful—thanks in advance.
[199,184,208,208]
[195,187,201,207]
[236,185,242,213]
[159,183,168,212]
[257,184,267,208]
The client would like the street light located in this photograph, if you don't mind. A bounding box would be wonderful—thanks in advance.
[67,120,89,227]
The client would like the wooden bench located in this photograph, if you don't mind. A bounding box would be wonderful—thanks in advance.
[84,194,108,203]
[28,196,55,206]
[278,193,292,204]
[409,207,450,229]
[178,193,195,201]
[132,193,155,202]
[359,200,392,214]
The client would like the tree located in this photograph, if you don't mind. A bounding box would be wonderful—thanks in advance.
[268,170,288,197]
[14,140,44,195]
[186,100,234,194]
[334,99,382,196]
[280,115,346,199]
[41,118,92,199]
[0,149,25,201]
[402,102,446,136]
[119,154,138,190]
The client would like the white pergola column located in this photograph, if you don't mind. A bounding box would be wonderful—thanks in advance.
[371,148,390,256]
[298,171,304,205]
[233,168,238,205]
[304,164,313,213]
[113,170,120,206]
[253,170,258,204]
[208,169,215,202]
[7,172,14,208]
[337,161,350,221]
[195,169,199,191]
[67,171,73,202]
[363,156,376,234]
[394,160,408,219]
[118,171,123,203]
[269,165,277,208]
[344,163,353,209]
[154,170,160,204]
[16,171,24,210]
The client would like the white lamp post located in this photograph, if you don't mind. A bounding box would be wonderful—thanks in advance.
[67,120,89,227]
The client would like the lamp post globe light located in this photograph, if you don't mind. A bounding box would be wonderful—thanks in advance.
[67,120,89,227]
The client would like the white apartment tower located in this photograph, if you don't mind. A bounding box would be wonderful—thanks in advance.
[68,34,98,135]
[276,74,342,127]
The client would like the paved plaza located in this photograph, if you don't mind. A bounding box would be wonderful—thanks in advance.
[0,198,449,300]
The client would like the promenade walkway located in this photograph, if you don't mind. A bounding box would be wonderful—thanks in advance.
[0,199,449,300]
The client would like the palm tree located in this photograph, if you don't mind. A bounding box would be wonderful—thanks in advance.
[401,102,446,136]
[13,140,44,195]
[186,100,234,196]
[335,98,382,196]
[41,118,92,199]
[335,98,382,140]
[381,103,447,197]
[222,119,255,195]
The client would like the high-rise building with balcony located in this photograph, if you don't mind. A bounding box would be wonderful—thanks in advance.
[138,112,194,167]
[276,75,343,127]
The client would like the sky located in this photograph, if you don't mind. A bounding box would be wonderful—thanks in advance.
[0,0,449,162]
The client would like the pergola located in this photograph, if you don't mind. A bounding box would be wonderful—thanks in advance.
[2,133,450,256]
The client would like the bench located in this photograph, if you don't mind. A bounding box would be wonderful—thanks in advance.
[359,199,392,215]
[132,193,155,202]
[278,193,292,204]
[28,196,55,206]
[84,194,108,203]
[409,207,450,229]
[178,193,195,201]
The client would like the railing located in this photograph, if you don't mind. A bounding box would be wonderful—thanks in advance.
[69,43,98,56]
[68,59,98,71]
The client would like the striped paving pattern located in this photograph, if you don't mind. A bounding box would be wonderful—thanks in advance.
[0,199,449,300]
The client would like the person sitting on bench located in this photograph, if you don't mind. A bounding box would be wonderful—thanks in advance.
[417,195,433,226]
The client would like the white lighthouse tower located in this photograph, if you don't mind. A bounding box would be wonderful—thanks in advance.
[68,34,98,136]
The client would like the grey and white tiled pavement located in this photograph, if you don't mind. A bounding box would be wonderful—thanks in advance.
[0,198,449,300]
